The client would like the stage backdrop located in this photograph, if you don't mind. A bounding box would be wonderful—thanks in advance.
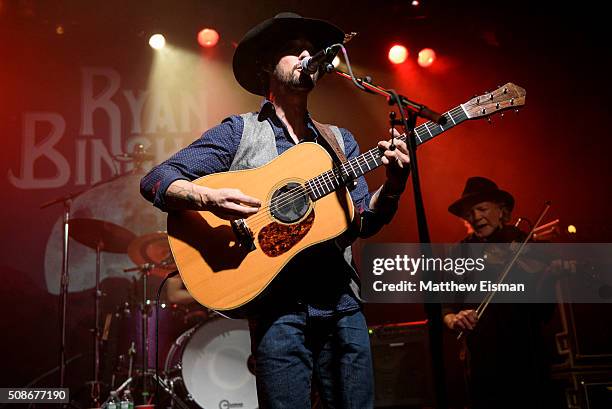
[1,0,610,391]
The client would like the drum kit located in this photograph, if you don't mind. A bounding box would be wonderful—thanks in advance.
[41,146,257,409]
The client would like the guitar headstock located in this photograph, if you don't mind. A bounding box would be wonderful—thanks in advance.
[461,83,526,119]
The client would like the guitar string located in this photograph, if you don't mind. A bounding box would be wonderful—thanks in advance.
[241,122,421,228]
[241,104,469,225]
[241,125,408,226]
[243,139,391,228]
[241,106,467,228]
[237,101,507,228]
[241,101,498,227]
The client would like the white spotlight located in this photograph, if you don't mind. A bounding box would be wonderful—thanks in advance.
[149,34,166,50]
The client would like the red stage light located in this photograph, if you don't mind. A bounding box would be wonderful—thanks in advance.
[417,48,436,67]
[388,45,408,64]
[197,28,219,48]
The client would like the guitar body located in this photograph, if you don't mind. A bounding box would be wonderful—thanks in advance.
[167,142,354,312]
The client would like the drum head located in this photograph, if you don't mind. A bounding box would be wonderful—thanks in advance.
[181,319,257,409]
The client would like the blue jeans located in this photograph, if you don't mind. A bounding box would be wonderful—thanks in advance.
[248,308,374,409]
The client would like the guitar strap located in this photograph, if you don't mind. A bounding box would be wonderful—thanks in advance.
[311,119,348,164]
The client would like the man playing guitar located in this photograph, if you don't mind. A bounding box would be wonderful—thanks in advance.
[140,13,410,408]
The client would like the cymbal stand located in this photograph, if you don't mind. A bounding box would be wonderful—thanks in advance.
[60,200,71,387]
[141,264,152,404]
[87,240,105,407]
[39,197,72,387]
[40,169,131,388]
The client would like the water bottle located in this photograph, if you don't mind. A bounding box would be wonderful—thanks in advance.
[107,391,119,409]
[120,390,134,409]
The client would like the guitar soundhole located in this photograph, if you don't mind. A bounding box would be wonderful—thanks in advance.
[270,182,310,224]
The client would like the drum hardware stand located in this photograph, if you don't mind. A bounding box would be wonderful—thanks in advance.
[123,254,179,407]
[123,262,162,405]
[85,239,106,407]
[99,377,133,409]
[59,216,134,408]
[140,263,153,405]
[128,341,136,380]
[153,270,180,408]
[151,375,191,409]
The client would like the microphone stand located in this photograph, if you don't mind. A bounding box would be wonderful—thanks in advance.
[332,65,449,409]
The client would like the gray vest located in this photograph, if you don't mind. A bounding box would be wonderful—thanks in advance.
[229,112,362,300]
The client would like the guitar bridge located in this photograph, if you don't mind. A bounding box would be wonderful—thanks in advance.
[231,218,255,250]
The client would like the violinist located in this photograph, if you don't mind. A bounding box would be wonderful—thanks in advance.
[442,177,554,409]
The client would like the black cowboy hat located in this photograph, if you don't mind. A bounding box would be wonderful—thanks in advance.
[448,176,515,218]
[232,12,345,96]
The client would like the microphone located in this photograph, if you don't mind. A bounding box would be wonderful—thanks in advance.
[300,45,337,74]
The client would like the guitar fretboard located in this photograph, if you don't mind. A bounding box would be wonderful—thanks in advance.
[305,105,469,200]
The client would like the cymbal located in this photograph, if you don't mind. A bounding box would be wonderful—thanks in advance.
[69,218,137,253]
[128,232,176,276]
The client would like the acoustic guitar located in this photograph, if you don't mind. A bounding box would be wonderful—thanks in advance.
[167,83,526,313]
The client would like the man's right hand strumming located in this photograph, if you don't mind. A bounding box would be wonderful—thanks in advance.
[165,180,261,220]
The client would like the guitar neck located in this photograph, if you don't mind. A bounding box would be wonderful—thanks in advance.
[306,104,469,200]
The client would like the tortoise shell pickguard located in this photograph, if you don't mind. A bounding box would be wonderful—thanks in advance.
[258,210,315,257]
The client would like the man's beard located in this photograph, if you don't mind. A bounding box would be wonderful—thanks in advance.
[274,66,317,92]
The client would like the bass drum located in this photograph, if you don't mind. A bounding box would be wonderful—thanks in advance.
[165,318,258,409]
